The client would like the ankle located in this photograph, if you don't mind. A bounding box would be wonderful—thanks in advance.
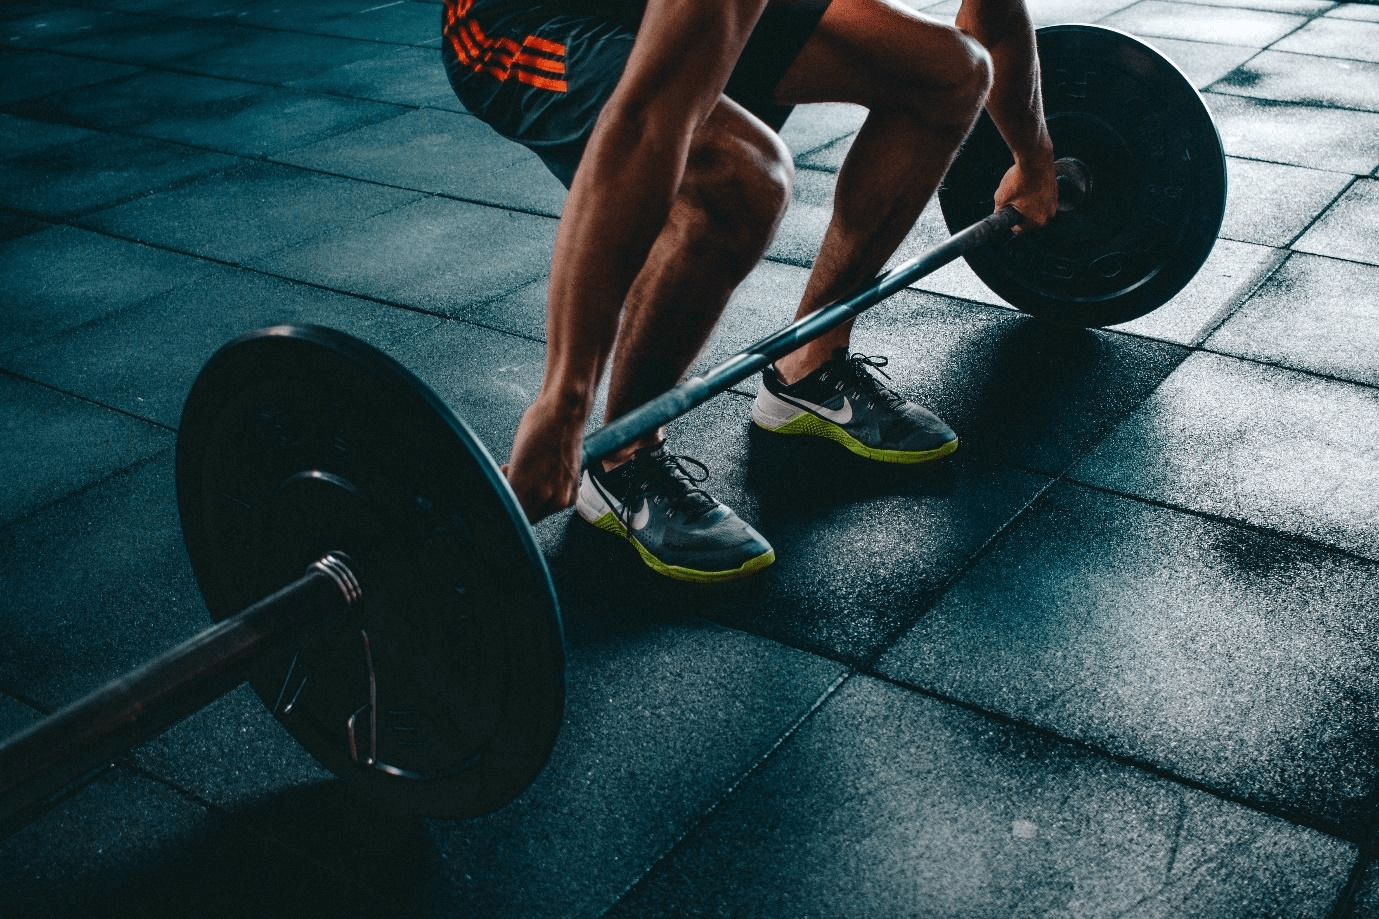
[600,432,665,472]
[774,346,843,385]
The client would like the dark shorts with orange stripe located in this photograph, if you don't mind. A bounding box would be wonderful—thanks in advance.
[441,0,831,187]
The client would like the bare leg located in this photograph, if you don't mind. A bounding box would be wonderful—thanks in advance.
[598,99,793,469]
[769,0,993,382]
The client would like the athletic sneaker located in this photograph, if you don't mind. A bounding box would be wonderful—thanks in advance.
[751,349,958,463]
[575,446,775,583]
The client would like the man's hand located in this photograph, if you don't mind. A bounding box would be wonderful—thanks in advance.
[994,156,1058,233]
[503,394,586,523]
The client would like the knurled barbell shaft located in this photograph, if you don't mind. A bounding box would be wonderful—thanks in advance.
[580,158,1089,468]
[0,554,360,826]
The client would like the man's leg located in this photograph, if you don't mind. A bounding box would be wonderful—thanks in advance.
[770,0,993,381]
[743,0,990,464]
[596,98,793,470]
[571,98,791,582]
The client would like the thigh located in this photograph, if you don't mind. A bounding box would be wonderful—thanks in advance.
[773,0,982,108]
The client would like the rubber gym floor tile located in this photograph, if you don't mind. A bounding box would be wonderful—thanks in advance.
[80,160,426,265]
[10,69,264,133]
[1329,2,1379,22]
[288,43,459,108]
[202,0,389,33]
[314,0,440,44]
[127,684,335,813]
[135,86,405,158]
[0,212,48,243]
[177,28,397,85]
[3,264,444,428]
[1216,157,1353,248]
[0,768,398,919]
[272,107,545,201]
[1352,862,1379,916]
[1070,351,1379,561]
[1110,239,1288,346]
[1207,94,1379,175]
[0,6,144,49]
[841,290,1190,475]
[533,386,1050,667]
[1212,52,1379,114]
[0,131,239,221]
[0,225,220,354]
[1274,15,1379,60]
[247,195,558,316]
[1026,0,1137,24]
[0,112,101,158]
[420,623,845,919]
[386,319,548,462]
[879,483,1379,831]
[1100,1,1308,48]
[0,456,196,702]
[1146,36,1259,89]
[1294,177,1379,266]
[56,14,246,66]
[734,451,1050,665]
[1184,0,1333,13]
[0,48,137,107]
[777,102,867,161]
[1205,253,1379,388]
[609,675,1354,918]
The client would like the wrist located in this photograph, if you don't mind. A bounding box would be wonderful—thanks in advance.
[1011,128,1055,167]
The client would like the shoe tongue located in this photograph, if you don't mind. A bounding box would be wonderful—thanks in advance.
[640,448,717,519]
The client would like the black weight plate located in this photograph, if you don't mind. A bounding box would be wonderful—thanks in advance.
[940,24,1227,327]
[176,325,564,818]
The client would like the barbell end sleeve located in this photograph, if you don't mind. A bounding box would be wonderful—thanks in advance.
[0,555,358,829]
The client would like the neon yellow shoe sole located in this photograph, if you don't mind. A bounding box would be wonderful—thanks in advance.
[586,512,776,583]
[755,412,959,464]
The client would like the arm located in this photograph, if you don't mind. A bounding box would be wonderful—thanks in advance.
[506,0,769,521]
[956,0,1057,231]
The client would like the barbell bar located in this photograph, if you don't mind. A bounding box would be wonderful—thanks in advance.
[0,23,1226,827]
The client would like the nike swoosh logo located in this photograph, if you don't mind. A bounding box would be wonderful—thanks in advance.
[782,392,853,425]
[626,500,651,531]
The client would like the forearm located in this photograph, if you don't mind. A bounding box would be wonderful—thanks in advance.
[535,0,765,422]
[958,1,1051,164]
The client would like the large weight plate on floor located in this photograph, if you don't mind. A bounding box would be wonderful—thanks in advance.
[940,24,1227,327]
[176,325,564,818]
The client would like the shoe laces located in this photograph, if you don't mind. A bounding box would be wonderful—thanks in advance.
[630,447,717,520]
[833,353,906,410]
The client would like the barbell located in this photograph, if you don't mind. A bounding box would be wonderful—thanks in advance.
[0,24,1225,825]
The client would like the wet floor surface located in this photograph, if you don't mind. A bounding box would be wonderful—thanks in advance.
[2,0,1378,916]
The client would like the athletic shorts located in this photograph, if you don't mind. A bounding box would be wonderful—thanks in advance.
[441,0,831,187]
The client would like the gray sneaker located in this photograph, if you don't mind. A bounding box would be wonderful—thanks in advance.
[752,349,958,463]
[575,446,775,582]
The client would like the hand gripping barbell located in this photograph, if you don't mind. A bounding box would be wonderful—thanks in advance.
[0,24,1225,825]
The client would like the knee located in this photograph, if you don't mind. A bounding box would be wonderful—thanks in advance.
[951,31,993,115]
[679,127,793,273]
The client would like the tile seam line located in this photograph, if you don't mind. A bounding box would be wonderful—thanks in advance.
[0,446,172,540]
[2,215,553,347]
[859,471,1063,670]
[1203,85,1379,118]
[0,366,178,432]
[1058,476,1379,567]
[600,669,854,917]
[1207,85,1379,117]
[1325,852,1371,919]
[856,667,1364,847]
